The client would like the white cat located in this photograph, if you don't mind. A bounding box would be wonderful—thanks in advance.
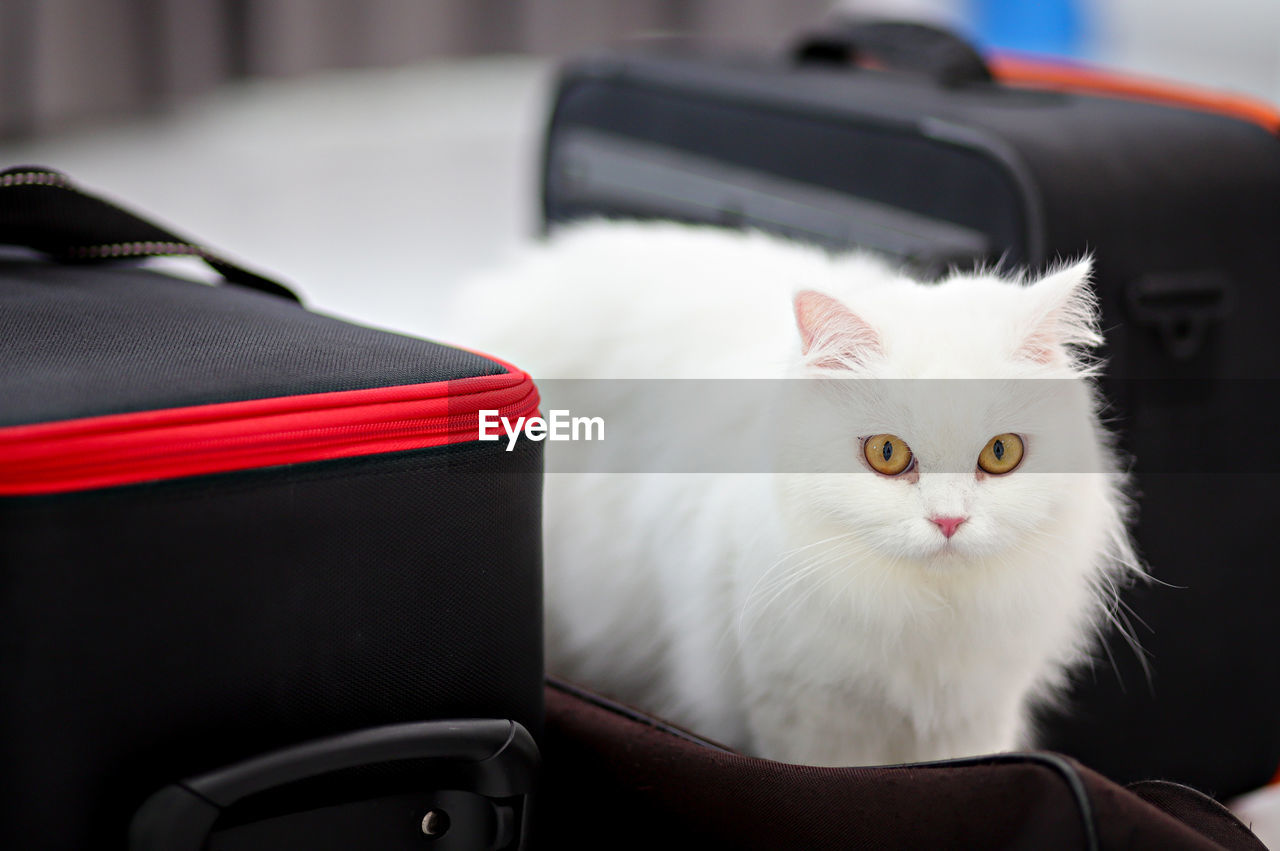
[448,221,1140,766]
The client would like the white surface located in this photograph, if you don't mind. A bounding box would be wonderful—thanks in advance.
[0,56,554,340]
[1099,0,1280,103]
[1233,784,1280,850]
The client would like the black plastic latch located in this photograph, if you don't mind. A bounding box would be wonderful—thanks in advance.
[1125,272,1231,361]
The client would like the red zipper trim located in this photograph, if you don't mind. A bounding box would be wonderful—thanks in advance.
[0,367,539,496]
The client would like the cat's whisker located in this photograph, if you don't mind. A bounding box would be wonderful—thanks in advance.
[1091,607,1136,691]
[1085,569,1154,687]
[738,533,860,619]
[779,544,870,622]
[1112,593,1153,637]
[747,549,848,604]
[742,539,880,636]
[739,531,859,605]
[742,550,839,615]
[739,541,864,633]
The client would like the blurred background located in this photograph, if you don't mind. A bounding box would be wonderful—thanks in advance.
[1,0,1277,337]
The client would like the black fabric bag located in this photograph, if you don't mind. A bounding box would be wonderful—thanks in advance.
[540,679,1267,850]
[539,22,1280,800]
[0,168,543,850]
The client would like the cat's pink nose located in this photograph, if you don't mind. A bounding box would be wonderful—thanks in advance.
[931,516,967,538]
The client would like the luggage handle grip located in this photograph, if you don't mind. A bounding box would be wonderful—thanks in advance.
[0,166,299,303]
[793,19,992,87]
[128,719,538,851]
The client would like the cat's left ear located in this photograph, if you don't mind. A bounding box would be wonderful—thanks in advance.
[1017,258,1104,365]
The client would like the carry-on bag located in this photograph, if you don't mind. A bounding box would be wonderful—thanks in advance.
[539,678,1267,850]
[0,167,543,850]
[538,21,1280,800]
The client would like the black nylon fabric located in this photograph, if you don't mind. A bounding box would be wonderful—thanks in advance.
[541,682,1266,850]
[0,439,543,851]
[545,78,1029,265]
[0,260,503,426]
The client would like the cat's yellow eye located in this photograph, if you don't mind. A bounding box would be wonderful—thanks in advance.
[864,434,914,476]
[978,433,1025,475]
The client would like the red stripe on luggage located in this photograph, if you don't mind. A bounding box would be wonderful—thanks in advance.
[989,53,1280,135]
[0,365,540,495]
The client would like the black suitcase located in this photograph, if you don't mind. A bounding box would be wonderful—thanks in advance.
[0,168,542,850]
[539,22,1280,800]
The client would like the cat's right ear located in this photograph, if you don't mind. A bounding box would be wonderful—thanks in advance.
[794,290,882,369]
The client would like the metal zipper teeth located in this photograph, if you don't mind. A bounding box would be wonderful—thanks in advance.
[0,170,73,189]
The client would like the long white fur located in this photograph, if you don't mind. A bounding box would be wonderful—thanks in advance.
[446,221,1140,766]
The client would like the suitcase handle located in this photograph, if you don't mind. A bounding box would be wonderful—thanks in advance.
[793,19,992,87]
[0,166,299,302]
[128,719,538,851]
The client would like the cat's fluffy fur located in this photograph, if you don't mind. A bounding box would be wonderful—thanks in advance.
[448,221,1139,766]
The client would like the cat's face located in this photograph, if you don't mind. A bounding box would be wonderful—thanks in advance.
[780,260,1105,567]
